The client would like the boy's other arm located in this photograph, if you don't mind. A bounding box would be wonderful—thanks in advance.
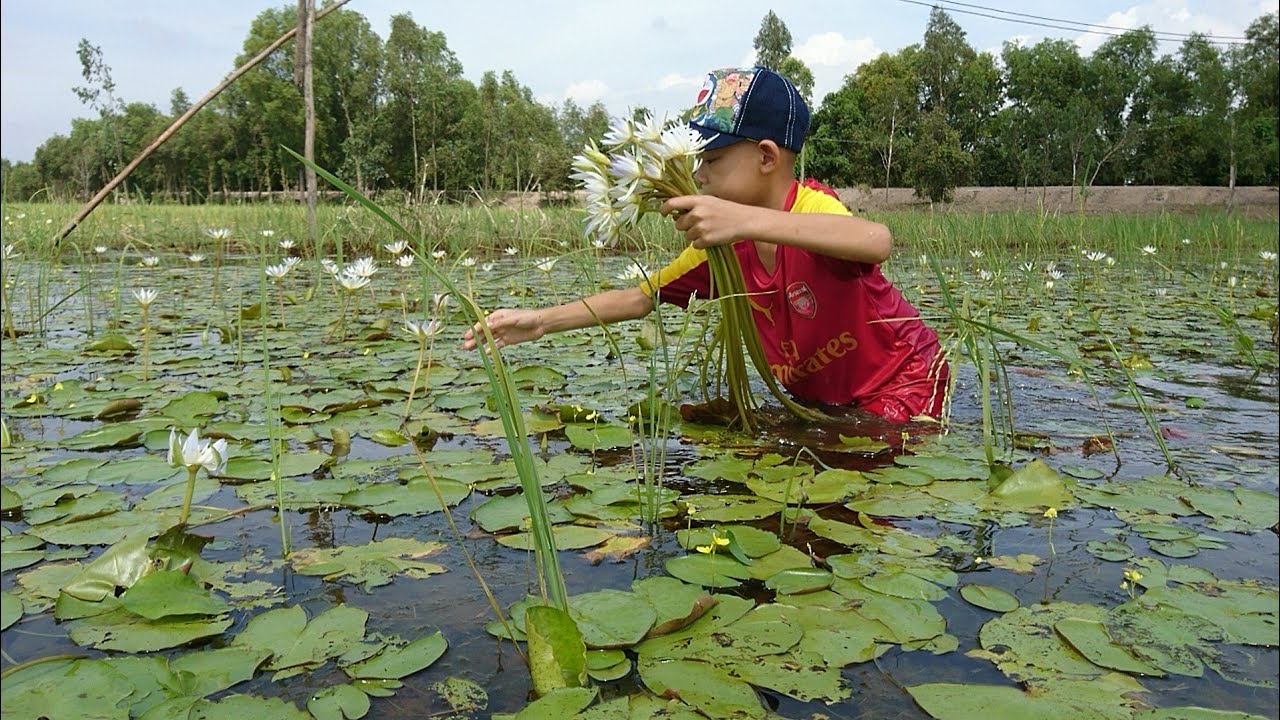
[462,286,655,351]
[661,195,892,264]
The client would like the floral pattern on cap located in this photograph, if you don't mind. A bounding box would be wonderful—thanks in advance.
[690,68,757,134]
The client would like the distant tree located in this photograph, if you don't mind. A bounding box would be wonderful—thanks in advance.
[776,56,814,105]
[906,108,970,202]
[857,50,920,195]
[1230,13,1278,185]
[806,78,870,187]
[753,11,792,70]
[72,39,127,196]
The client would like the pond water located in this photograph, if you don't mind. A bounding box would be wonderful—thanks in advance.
[1,255,1277,719]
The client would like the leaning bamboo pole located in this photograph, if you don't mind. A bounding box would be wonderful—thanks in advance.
[52,0,352,246]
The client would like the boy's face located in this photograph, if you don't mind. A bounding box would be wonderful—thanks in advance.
[693,140,765,204]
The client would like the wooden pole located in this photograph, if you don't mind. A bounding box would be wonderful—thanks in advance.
[52,0,352,246]
[301,0,318,248]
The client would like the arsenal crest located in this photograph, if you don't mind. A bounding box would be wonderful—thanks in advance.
[786,281,817,319]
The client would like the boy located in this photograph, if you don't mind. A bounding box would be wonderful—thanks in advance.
[463,66,947,424]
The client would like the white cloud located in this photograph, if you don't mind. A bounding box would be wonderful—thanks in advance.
[564,79,608,103]
[793,31,879,69]
[655,72,701,92]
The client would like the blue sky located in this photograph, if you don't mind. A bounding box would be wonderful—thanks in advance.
[1,0,1271,163]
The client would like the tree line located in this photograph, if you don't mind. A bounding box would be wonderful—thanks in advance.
[1,6,1275,205]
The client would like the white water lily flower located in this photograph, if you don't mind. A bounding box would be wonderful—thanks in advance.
[1083,250,1106,262]
[1181,238,1190,245]
[979,270,993,282]
[430,250,447,261]
[260,229,275,238]
[278,239,296,251]
[404,318,445,340]
[205,228,231,240]
[1141,245,1157,255]
[615,262,649,282]
[1260,250,1278,262]
[460,257,477,268]
[969,250,983,259]
[1228,276,1238,288]
[94,245,108,255]
[337,272,371,292]
[601,117,638,148]
[320,258,339,275]
[1020,261,1035,272]
[346,257,378,278]
[395,254,414,268]
[504,246,519,256]
[1155,287,1168,297]
[1045,280,1056,291]
[384,240,409,255]
[482,262,495,272]
[265,263,290,280]
[187,253,205,263]
[140,256,160,267]
[534,257,558,273]
[431,293,452,314]
[283,256,301,270]
[167,428,228,475]
[1105,256,1117,267]
[1047,269,1064,281]
[132,288,158,307]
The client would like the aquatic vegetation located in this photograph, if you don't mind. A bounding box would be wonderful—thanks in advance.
[0,198,1275,718]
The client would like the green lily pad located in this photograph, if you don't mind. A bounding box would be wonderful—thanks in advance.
[959,584,1020,613]
[568,589,658,648]
[344,631,448,680]
[665,553,753,588]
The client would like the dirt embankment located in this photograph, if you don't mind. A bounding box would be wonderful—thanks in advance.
[836,185,1279,219]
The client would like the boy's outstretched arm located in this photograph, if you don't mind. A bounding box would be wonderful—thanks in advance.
[461,286,655,351]
[660,194,892,265]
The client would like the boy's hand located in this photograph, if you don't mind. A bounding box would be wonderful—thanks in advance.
[660,195,748,249]
[462,309,544,351]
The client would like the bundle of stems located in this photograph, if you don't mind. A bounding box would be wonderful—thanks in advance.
[572,114,825,432]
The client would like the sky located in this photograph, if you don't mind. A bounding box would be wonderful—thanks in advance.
[1,0,1272,163]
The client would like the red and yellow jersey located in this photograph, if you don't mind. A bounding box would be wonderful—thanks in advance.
[639,179,944,416]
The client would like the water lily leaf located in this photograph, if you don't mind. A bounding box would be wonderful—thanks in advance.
[368,428,409,446]
[1150,539,1200,558]
[630,576,717,638]
[120,569,230,619]
[158,391,221,426]
[686,453,754,483]
[87,455,184,485]
[568,589,658,648]
[564,423,632,451]
[835,434,891,454]
[470,491,573,533]
[431,676,489,715]
[95,397,143,420]
[676,525,779,558]
[289,537,447,589]
[1085,540,1134,562]
[665,553,753,588]
[984,459,1071,509]
[858,567,950,601]
[1055,616,1165,676]
[340,478,471,517]
[959,584,1020,613]
[908,682,1106,720]
[505,686,597,719]
[637,658,764,719]
[497,525,612,551]
[766,568,834,595]
[726,651,851,703]
[344,631,447,680]
[581,534,652,563]
[2,590,23,630]
[511,364,567,390]
[525,605,587,697]
[0,658,134,719]
[84,333,136,352]
[66,606,232,652]
[745,545,817,581]
[62,423,144,450]
[169,694,312,719]
[222,451,330,481]
[895,454,989,480]
[1180,486,1280,532]
[231,604,308,658]
[266,604,370,673]
[60,530,152,601]
[976,601,1113,683]
[677,494,783,522]
[307,682,372,720]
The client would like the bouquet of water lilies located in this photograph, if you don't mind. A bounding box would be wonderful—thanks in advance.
[570,115,823,431]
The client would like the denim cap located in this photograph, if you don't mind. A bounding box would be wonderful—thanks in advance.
[688,66,810,153]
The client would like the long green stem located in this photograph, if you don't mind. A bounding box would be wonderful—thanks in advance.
[178,466,198,525]
[402,337,427,423]
[140,307,151,381]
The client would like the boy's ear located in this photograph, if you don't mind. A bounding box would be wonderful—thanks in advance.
[755,140,783,174]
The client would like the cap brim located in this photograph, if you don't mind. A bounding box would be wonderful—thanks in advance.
[691,124,747,151]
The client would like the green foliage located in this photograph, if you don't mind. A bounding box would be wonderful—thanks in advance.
[4,8,1278,202]
[906,109,971,202]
